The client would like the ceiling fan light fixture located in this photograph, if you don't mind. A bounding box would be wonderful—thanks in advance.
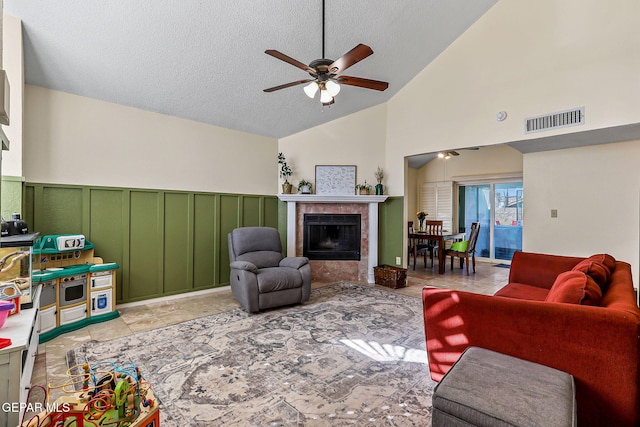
[303,81,319,98]
[325,80,341,97]
[437,152,445,159]
[320,89,333,104]
[263,0,388,105]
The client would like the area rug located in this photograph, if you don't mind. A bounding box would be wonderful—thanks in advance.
[67,282,435,426]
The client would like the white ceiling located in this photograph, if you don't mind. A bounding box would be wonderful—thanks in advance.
[4,0,498,139]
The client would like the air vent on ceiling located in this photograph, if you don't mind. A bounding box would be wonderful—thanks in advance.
[525,107,584,134]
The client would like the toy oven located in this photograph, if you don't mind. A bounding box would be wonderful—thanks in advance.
[59,274,87,307]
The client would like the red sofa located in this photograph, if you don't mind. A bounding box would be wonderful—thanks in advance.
[422,251,640,427]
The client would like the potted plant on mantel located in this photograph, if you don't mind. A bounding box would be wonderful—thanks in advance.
[374,166,384,195]
[355,181,373,195]
[298,179,313,194]
[278,152,293,194]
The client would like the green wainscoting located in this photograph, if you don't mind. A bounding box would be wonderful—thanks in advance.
[24,183,279,304]
[22,183,403,303]
[378,196,405,266]
[1,176,25,220]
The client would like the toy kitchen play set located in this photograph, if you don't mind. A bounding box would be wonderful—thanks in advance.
[32,234,120,343]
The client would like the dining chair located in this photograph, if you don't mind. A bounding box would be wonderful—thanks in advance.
[409,221,428,270]
[422,220,443,267]
[444,222,480,275]
[407,221,415,264]
[411,219,443,269]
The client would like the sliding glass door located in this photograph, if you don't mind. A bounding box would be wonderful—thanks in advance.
[460,184,491,258]
[458,181,523,262]
[494,182,523,260]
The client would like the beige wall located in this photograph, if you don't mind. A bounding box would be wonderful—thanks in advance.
[386,0,640,195]
[278,104,387,193]
[23,85,278,194]
[524,139,640,283]
[406,165,417,230]
[1,13,22,177]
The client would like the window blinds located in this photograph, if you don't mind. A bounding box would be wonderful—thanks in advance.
[420,182,453,232]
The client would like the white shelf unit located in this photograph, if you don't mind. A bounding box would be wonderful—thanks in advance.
[0,285,41,427]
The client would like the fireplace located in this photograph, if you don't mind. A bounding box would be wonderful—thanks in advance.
[303,214,361,260]
[278,194,388,283]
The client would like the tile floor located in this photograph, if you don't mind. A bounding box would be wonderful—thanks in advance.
[30,258,510,405]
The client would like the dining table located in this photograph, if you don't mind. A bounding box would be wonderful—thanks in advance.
[409,231,466,274]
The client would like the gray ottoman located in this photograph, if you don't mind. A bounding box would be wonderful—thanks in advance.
[432,347,576,427]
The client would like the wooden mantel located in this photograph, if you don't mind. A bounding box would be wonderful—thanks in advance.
[277,194,388,204]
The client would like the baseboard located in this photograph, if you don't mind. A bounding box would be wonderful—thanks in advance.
[116,285,231,309]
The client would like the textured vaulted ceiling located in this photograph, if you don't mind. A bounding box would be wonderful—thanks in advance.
[4,0,497,139]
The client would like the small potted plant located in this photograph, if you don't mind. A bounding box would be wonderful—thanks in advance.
[374,166,384,195]
[278,152,293,194]
[355,181,373,195]
[297,179,313,194]
[416,210,428,231]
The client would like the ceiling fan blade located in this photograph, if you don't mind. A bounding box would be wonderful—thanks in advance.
[337,76,389,91]
[263,79,315,93]
[328,44,374,74]
[265,50,315,74]
[450,151,460,156]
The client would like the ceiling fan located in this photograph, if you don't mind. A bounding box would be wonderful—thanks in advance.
[438,147,480,159]
[263,0,389,106]
[438,151,459,159]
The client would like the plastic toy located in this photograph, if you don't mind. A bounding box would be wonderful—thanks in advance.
[0,300,14,327]
[20,360,160,427]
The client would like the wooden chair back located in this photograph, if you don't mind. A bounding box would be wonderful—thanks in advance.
[424,220,443,235]
[445,221,481,275]
[408,221,415,253]
[467,222,481,253]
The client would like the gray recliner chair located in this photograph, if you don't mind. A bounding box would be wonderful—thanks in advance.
[228,226,311,313]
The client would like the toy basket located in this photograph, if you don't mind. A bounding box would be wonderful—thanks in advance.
[373,265,407,289]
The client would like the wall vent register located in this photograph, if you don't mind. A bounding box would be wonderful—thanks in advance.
[525,107,584,134]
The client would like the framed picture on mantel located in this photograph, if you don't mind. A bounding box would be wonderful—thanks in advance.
[315,165,357,195]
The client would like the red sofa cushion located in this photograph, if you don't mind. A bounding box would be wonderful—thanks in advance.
[589,253,616,272]
[572,253,616,291]
[494,283,549,301]
[546,270,602,306]
[572,260,609,289]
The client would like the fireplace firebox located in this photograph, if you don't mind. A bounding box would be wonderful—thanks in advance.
[303,214,361,260]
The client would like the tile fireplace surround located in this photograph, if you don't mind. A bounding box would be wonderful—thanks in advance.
[278,194,388,283]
